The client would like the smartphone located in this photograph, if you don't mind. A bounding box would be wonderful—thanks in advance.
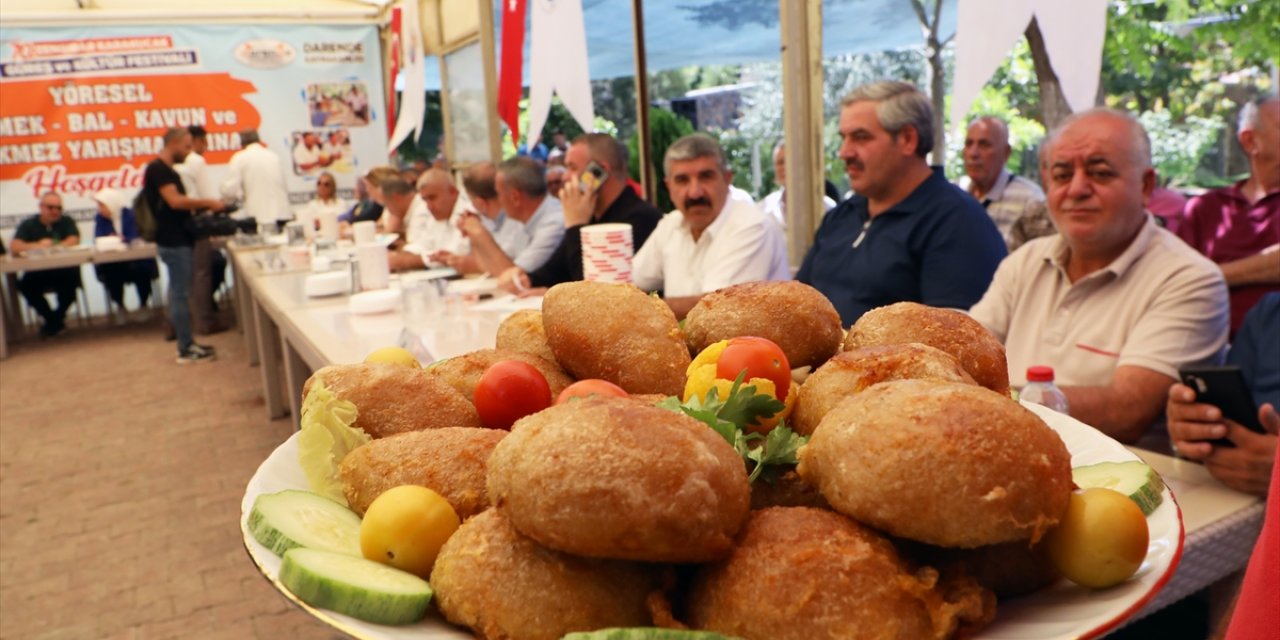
[1179,365,1263,446]
[579,161,608,193]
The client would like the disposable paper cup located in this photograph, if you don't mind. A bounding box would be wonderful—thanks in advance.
[352,220,377,245]
[317,211,340,243]
[356,242,390,291]
[581,223,633,283]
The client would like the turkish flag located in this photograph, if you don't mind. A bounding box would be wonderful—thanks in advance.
[387,5,402,141]
[498,0,527,150]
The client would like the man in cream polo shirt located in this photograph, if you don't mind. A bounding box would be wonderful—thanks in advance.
[970,108,1228,445]
[632,133,790,319]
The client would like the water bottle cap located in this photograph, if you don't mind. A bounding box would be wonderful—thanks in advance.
[1026,365,1055,382]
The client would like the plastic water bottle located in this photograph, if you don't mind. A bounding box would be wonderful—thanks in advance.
[1021,366,1070,414]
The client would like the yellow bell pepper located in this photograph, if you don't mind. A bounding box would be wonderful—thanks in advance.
[683,340,798,433]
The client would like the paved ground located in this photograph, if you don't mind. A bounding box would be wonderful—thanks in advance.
[0,317,340,640]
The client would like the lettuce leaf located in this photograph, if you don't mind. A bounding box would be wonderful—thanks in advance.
[297,380,368,506]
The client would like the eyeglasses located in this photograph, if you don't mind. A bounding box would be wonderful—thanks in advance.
[41,204,62,211]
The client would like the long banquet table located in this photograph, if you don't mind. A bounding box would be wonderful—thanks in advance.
[0,243,159,359]
[224,242,1265,633]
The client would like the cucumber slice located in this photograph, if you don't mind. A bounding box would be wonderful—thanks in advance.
[1072,461,1165,516]
[563,630,741,640]
[248,489,362,557]
[280,547,432,626]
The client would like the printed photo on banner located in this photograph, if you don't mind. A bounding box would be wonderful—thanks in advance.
[291,128,353,176]
[305,82,369,127]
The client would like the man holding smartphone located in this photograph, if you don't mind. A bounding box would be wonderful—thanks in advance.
[499,133,661,294]
[1167,293,1279,496]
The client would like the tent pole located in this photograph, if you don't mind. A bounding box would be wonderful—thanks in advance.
[779,0,823,270]
[631,0,655,203]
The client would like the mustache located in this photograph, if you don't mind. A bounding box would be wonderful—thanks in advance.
[683,196,713,209]
[844,159,864,172]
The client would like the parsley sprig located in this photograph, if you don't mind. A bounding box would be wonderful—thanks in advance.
[658,372,808,482]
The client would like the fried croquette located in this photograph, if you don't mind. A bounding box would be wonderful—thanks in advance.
[683,281,843,369]
[791,343,976,436]
[495,309,559,365]
[430,509,660,640]
[797,379,1072,548]
[302,363,481,438]
[428,348,573,401]
[843,302,1010,394]
[487,397,750,562]
[338,427,505,518]
[542,282,690,396]
[686,507,995,640]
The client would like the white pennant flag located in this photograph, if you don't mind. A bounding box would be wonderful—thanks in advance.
[1031,0,1108,114]
[951,0,1109,129]
[951,0,1033,131]
[526,0,595,148]
[388,0,426,153]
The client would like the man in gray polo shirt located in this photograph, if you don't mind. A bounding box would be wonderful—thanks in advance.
[958,116,1046,249]
[970,108,1228,444]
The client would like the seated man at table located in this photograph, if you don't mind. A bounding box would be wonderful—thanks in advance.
[1177,94,1280,336]
[796,81,1006,326]
[10,192,81,337]
[759,141,837,229]
[502,133,662,294]
[455,157,565,280]
[431,162,514,274]
[92,188,158,323]
[957,115,1046,249]
[969,108,1229,444]
[387,170,469,271]
[632,133,790,318]
[1166,293,1278,497]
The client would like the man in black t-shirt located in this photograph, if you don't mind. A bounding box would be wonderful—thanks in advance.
[143,127,226,364]
[10,192,81,337]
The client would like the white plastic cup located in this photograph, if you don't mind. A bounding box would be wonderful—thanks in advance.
[317,210,340,243]
[352,220,377,245]
[356,242,390,291]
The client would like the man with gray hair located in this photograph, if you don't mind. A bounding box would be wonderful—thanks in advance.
[456,156,565,277]
[220,128,291,228]
[958,115,1046,248]
[970,108,1228,445]
[1177,93,1279,335]
[630,133,790,318]
[797,80,1006,326]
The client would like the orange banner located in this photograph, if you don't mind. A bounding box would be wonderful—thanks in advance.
[0,72,261,181]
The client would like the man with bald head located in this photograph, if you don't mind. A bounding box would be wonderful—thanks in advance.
[959,116,1046,248]
[970,108,1229,445]
[1177,94,1280,335]
[388,171,468,271]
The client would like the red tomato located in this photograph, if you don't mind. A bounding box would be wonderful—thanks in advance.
[715,336,792,401]
[556,379,629,405]
[473,361,552,430]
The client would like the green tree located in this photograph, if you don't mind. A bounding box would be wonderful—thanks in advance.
[629,107,694,212]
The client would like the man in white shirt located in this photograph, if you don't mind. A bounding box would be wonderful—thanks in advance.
[957,116,1046,248]
[220,130,291,228]
[177,125,216,200]
[459,156,565,277]
[389,169,469,271]
[759,141,837,228]
[633,133,790,319]
[292,132,331,174]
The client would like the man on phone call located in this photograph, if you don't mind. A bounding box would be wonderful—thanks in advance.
[1167,293,1279,496]
[498,133,661,294]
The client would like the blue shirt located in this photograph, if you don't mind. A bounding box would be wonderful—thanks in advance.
[797,168,1006,326]
[1228,292,1280,410]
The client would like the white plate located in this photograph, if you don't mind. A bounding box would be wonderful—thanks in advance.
[240,403,1183,640]
[348,289,399,315]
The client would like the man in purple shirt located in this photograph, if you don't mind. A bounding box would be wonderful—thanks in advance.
[1178,94,1280,334]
